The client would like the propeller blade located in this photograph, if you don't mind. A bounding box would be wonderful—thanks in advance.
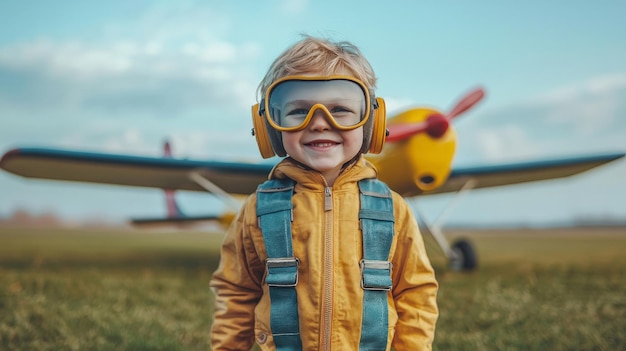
[447,87,485,119]
[386,121,429,142]
[385,86,486,143]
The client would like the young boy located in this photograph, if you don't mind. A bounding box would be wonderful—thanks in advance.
[210,35,438,350]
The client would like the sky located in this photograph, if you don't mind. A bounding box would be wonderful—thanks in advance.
[1,0,625,227]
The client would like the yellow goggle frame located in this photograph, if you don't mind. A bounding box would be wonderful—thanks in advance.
[259,75,373,132]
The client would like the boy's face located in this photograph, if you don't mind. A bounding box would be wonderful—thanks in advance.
[267,72,368,184]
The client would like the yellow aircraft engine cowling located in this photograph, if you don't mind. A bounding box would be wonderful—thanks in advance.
[367,107,457,197]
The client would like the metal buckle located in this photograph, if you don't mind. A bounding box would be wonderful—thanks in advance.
[265,257,300,287]
[360,259,392,291]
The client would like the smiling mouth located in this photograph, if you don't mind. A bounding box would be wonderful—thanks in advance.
[305,141,339,147]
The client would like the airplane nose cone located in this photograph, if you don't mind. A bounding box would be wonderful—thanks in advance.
[426,114,449,138]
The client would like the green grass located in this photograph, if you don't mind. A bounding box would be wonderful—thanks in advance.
[0,228,222,351]
[434,228,626,351]
[1,226,625,350]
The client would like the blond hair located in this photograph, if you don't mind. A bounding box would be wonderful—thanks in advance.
[257,35,377,100]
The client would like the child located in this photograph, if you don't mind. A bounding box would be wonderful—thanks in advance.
[210,35,438,350]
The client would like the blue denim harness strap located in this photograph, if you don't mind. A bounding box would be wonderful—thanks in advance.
[256,178,394,350]
[256,179,302,351]
[358,178,395,351]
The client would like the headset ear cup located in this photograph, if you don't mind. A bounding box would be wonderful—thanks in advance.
[251,104,276,159]
[368,97,387,154]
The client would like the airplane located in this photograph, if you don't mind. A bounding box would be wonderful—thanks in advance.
[1,86,624,271]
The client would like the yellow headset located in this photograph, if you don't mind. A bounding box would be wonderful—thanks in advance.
[251,97,387,159]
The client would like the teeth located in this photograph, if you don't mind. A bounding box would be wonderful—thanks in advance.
[309,142,335,147]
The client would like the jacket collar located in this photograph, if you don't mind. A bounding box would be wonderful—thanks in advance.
[269,156,378,191]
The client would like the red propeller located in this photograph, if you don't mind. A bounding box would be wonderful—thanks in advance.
[386,87,485,142]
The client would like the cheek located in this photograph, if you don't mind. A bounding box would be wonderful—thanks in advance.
[281,132,298,153]
[345,128,364,149]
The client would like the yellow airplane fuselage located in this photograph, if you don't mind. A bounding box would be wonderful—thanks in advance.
[367,107,457,197]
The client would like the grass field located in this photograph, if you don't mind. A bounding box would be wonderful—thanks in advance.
[1,226,624,350]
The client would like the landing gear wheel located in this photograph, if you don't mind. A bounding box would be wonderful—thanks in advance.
[449,239,477,271]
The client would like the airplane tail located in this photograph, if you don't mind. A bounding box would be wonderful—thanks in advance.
[165,189,186,219]
[163,140,186,219]
[130,140,227,228]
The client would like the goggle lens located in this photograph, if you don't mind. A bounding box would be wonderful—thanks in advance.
[266,78,369,131]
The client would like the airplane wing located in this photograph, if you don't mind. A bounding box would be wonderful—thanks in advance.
[130,213,235,228]
[0,147,274,195]
[131,214,222,225]
[1,147,624,196]
[428,152,625,195]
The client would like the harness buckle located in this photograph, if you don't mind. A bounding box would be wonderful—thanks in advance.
[360,259,393,291]
[265,257,300,287]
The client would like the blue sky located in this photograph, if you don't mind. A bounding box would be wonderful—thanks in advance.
[1,0,625,226]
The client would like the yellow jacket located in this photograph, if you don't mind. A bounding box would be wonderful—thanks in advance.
[210,156,438,350]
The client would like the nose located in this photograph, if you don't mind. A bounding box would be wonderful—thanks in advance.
[308,107,333,131]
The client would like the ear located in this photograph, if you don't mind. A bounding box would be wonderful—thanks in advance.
[368,97,387,154]
[251,104,276,159]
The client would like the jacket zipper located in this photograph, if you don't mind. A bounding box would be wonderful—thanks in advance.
[321,186,333,350]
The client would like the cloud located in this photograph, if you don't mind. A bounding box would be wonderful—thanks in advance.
[103,2,233,44]
[470,125,544,161]
[0,2,267,160]
[0,1,267,123]
[456,73,626,163]
[0,38,259,117]
[534,73,626,103]
[277,0,309,15]
[384,97,419,115]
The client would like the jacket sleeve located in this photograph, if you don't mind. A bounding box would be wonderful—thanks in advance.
[390,194,439,350]
[210,196,264,351]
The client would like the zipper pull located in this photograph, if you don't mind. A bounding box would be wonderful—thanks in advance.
[324,187,332,211]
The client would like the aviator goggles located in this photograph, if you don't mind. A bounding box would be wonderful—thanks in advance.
[260,75,374,132]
